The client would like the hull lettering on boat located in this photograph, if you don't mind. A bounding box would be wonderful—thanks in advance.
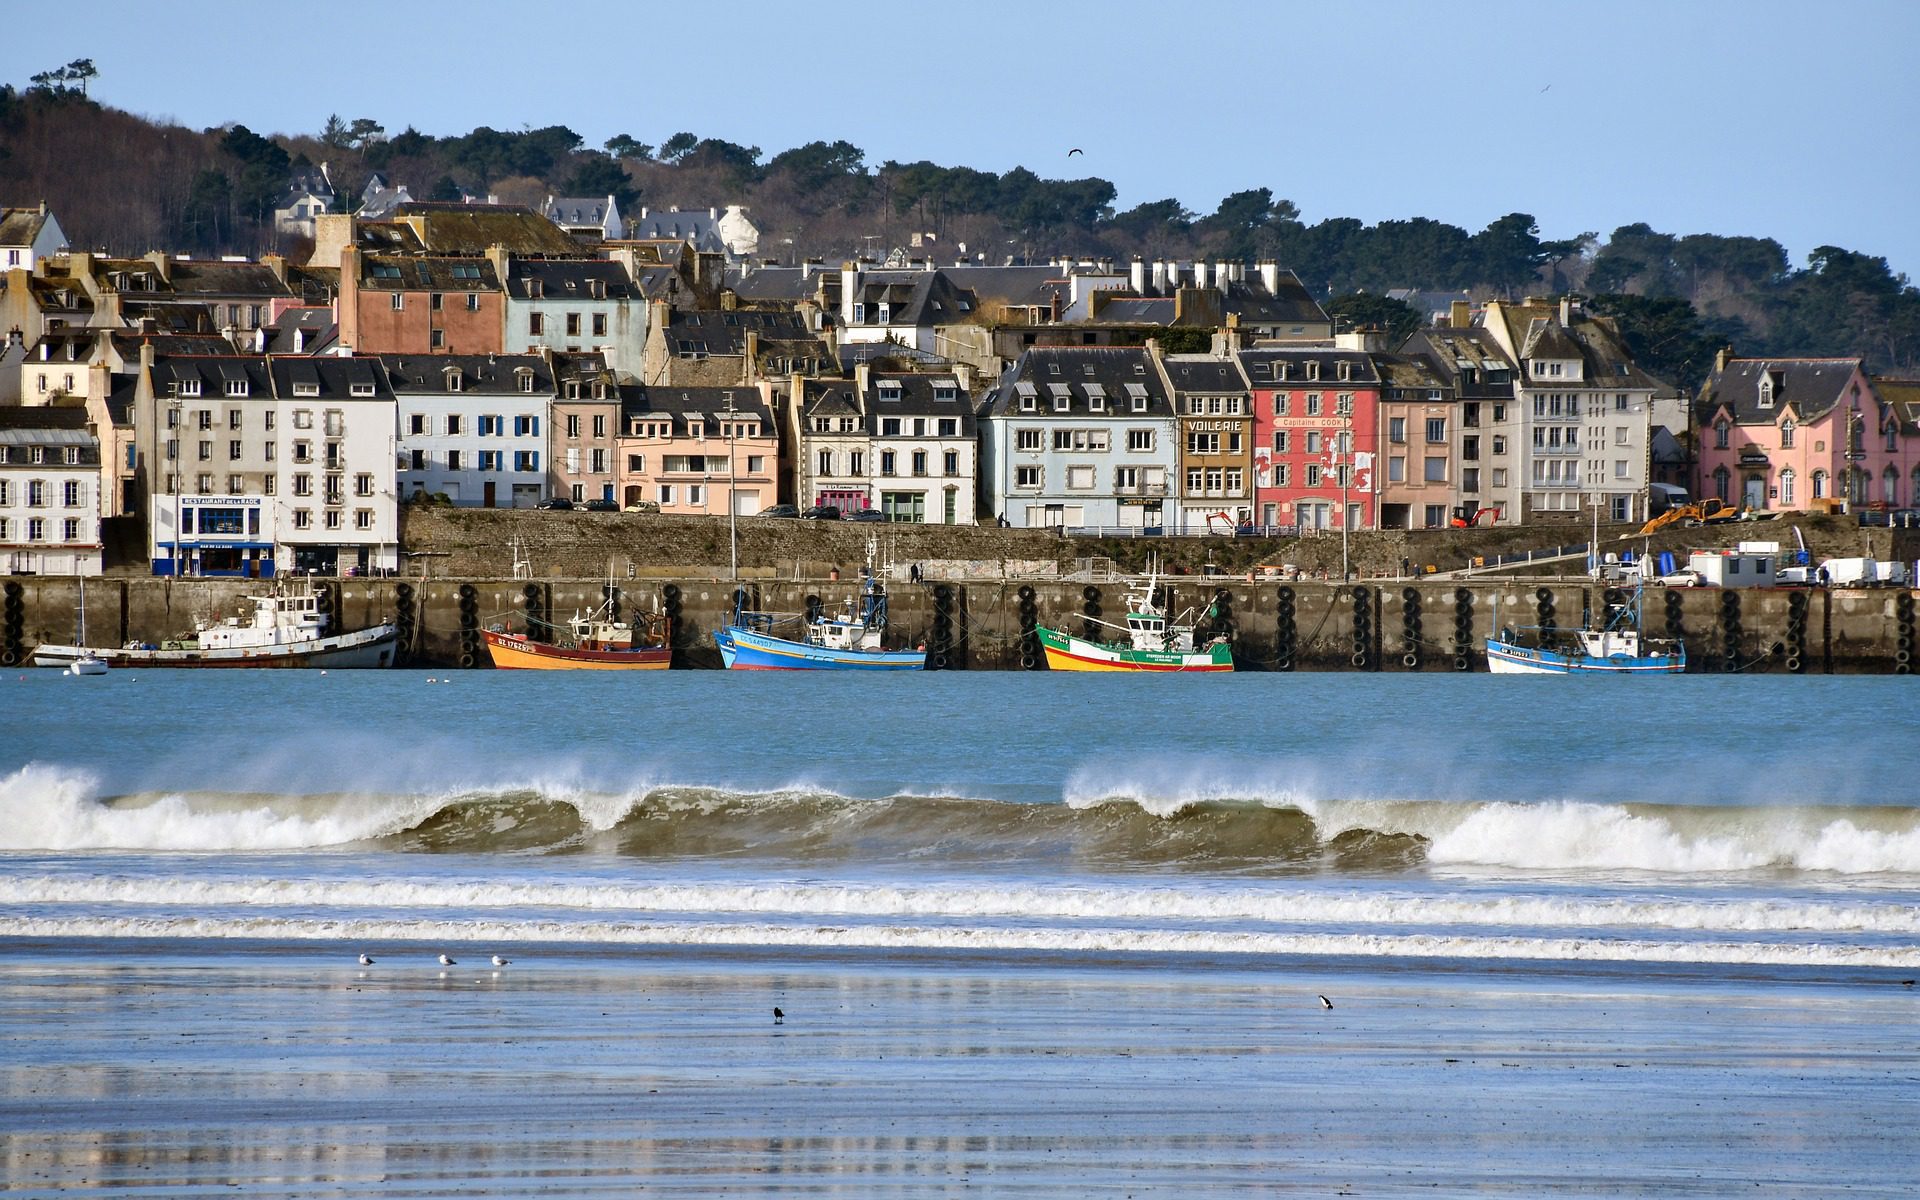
[481,630,670,671]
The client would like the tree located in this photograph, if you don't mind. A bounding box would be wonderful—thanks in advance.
[766,139,865,193]
[320,114,352,149]
[679,137,763,185]
[659,131,699,163]
[1588,293,1746,391]
[604,133,652,160]
[428,175,464,203]
[347,118,385,149]
[561,154,638,210]
[63,59,97,96]
[1471,213,1549,297]
[1325,293,1423,342]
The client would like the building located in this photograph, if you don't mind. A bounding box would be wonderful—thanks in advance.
[794,375,871,513]
[979,347,1179,529]
[496,254,646,372]
[1371,345,1460,529]
[1478,298,1663,524]
[543,194,624,242]
[550,353,621,505]
[641,303,821,387]
[628,206,758,260]
[0,407,102,576]
[273,165,336,240]
[338,250,506,356]
[1694,354,1907,511]
[1239,347,1382,532]
[1159,351,1254,530]
[1401,319,1519,525]
[860,369,978,524]
[139,355,280,577]
[264,356,398,574]
[0,204,67,273]
[389,354,555,509]
[616,384,778,516]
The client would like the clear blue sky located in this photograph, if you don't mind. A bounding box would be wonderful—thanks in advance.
[8,0,1919,277]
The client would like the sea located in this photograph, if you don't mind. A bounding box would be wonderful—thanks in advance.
[3,669,1918,1196]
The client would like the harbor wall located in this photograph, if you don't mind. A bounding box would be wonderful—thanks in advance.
[5,573,1917,674]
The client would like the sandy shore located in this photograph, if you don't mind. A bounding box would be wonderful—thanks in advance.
[2,940,1915,1197]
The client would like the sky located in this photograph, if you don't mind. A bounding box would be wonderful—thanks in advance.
[8,0,1919,277]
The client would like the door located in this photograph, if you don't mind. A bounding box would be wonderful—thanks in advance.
[483,481,497,508]
[1743,475,1765,511]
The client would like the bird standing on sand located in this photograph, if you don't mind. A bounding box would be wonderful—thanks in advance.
[1319,995,1333,1010]
[438,953,457,966]
[491,955,510,968]
[357,953,375,966]
[773,1007,785,1025]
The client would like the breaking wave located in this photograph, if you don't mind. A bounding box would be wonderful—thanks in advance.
[5,763,1920,877]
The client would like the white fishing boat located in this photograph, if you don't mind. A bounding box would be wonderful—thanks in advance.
[32,576,396,670]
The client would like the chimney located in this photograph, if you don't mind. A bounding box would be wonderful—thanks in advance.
[1193,261,1209,290]
[1129,256,1145,294]
[710,207,719,221]
[1714,345,1734,374]
[1558,296,1572,325]
[1449,300,1471,329]
[744,330,759,383]
[719,289,737,311]
[485,244,512,291]
[1214,261,1230,290]
[1150,260,1167,293]
[840,261,858,326]
[953,362,973,394]
[1258,261,1278,295]
[854,361,871,412]
[144,249,173,283]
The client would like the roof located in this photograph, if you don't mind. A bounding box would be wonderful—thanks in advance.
[666,309,814,358]
[358,255,501,291]
[1221,270,1328,327]
[0,406,90,435]
[724,265,824,303]
[267,355,391,401]
[1370,351,1451,396]
[508,258,638,301]
[627,208,726,254]
[0,207,53,248]
[983,346,1174,418]
[262,308,338,355]
[377,353,554,395]
[797,378,863,422]
[1235,347,1383,387]
[1698,358,1868,426]
[1160,355,1246,395]
[545,196,615,227]
[165,259,294,301]
[1403,326,1518,398]
[843,269,978,326]
[620,384,773,435]
[862,373,978,435]
[390,204,580,255]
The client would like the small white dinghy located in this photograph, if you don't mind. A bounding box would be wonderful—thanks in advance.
[65,585,108,676]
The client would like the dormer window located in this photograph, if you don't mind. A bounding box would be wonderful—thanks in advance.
[1277,362,1291,381]
[878,382,902,402]
[1714,418,1729,449]
[516,369,536,394]
[1305,361,1320,382]
[1336,360,1351,382]
[527,279,544,299]
[1758,376,1775,407]
[876,303,891,323]
[933,384,956,403]
[588,278,605,300]
[292,382,320,398]
[179,379,202,398]
[349,382,375,397]
[852,303,866,323]
[445,369,464,393]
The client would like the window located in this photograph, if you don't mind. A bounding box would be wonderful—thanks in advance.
[849,451,864,475]
[514,451,539,472]
[1335,394,1352,416]
[63,518,82,541]
[227,439,241,461]
[480,451,503,471]
[325,510,342,530]
[1714,419,1729,449]
[356,509,374,530]
[1462,468,1479,493]
[880,450,897,476]
[1066,465,1095,490]
[529,312,545,336]
[464,293,480,312]
[1187,432,1220,455]
[590,448,606,473]
[1015,465,1042,489]
[26,517,44,542]
[1713,466,1731,502]
[430,329,445,349]
[1272,394,1289,416]
[944,450,959,476]
[1424,457,1446,483]
[1779,468,1796,506]
[1305,431,1322,455]
[294,509,312,529]
[566,414,581,438]
[1272,464,1289,486]
[227,474,244,495]
[657,484,675,505]
[447,450,463,471]
[592,415,605,439]
[1780,418,1795,448]
[1389,417,1406,444]
[571,483,585,503]
[293,410,313,430]
[198,440,212,461]
[197,410,213,431]
[882,418,902,437]
[817,449,834,476]
[938,418,958,437]
[911,450,928,476]
[390,293,403,311]
[354,473,374,498]
[446,414,463,436]
[1306,464,1322,487]
[1388,457,1406,483]
[1426,418,1447,443]
[513,416,540,437]
[592,313,607,337]
[196,473,213,493]
[430,292,444,312]
[63,480,83,507]
[1016,429,1043,451]
[566,313,581,337]
[1305,394,1322,416]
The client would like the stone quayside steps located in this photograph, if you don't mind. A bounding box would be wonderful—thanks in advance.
[4,575,1917,673]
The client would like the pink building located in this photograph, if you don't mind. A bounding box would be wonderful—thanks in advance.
[615,383,779,516]
[1696,354,1916,512]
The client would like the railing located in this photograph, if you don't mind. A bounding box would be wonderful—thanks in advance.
[1062,523,1303,539]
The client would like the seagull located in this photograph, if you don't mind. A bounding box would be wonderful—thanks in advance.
[438,953,457,966]
[1539,83,1551,93]
[491,955,510,967]
[357,953,375,966]
[773,1006,785,1025]
[1067,148,1083,157]
[1319,995,1333,1010]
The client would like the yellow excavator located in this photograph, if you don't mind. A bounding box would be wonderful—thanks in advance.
[1635,497,1744,536]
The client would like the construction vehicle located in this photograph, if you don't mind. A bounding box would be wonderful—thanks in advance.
[1450,505,1500,528]
[1634,497,1742,536]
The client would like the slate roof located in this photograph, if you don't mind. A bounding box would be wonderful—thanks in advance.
[150,355,275,398]
[1221,270,1328,327]
[666,309,814,358]
[545,196,614,228]
[390,204,580,255]
[862,373,978,435]
[627,208,726,254]
[843,270,977,326]
[1235,348,1383,387]
[268,355,390,401]
[940,265,1068,309]
[0,208,54,248]
[620,384,773,436]
[983,347,1174,418]
[354,222,427,254]
[1872,378,1920,433]
[797,378,863,423]
[358,255,502,291]
[1403,327,1517,399]
[165,259,294,301]
[378,353,554,395]
[1370,351,1451,398]
[724,265,824,302]
[1697,358,1867,425]
[1091,297,1175,324]
[0,405,97,457]
[507,258,638,300]
[263,308,338,355]
[1160,355,1247,396]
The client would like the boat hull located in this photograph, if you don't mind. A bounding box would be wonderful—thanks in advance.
[714,626,925,671]
[30,624,399,669]
[482,630,670,670]
[1485,638,1685,675]
[1035,626,1233,672]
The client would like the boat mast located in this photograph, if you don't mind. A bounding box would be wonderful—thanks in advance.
[725,391,738,583]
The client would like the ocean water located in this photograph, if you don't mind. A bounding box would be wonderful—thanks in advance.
[4,670,1919,1194]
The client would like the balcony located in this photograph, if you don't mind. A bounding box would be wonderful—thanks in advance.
[1113,482,1169,497]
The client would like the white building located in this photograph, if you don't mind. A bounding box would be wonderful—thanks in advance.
[0,204,67,273]
[0,407,102,576]
[388,354,556,509]
[860,369,979,524]
[267,357,398,574]
[142,356,280,577]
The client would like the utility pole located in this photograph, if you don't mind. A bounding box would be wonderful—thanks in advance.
[724,391,739,582]
[1339,407,1351,582]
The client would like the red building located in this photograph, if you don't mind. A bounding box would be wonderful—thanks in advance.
[1239,348,1383,531]
[337,248,506,356]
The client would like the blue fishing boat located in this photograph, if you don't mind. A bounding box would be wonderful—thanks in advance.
[1486,583,1684,675]
[714,539,926,671]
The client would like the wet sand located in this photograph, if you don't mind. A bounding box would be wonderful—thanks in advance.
[2,941,1915,1197]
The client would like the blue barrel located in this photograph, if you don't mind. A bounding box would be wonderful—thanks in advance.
[1658,551,1676,575]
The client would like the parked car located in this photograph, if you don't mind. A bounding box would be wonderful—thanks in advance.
[623,500,661,513]
[802,505,842,520]
[758,504,801,518]
[535,498,573,511]
[845,508,887,522]
[583,498,619,513]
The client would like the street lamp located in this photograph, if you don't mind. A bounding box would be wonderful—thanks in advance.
[723,391,739,582]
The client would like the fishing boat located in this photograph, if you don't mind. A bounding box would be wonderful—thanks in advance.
[1485,584,1684,675]
[1035,563,1233,672]
[713,538,925,670]
[66,584,107,676]
[31,576,396,669]
[482,604,671,670]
